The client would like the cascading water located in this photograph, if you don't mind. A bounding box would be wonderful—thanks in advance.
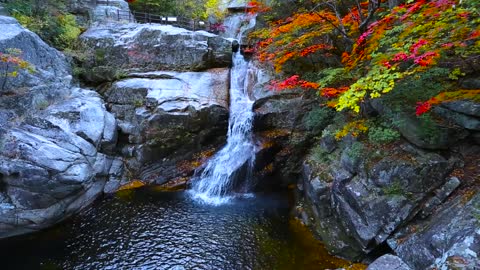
[190,13,257,205]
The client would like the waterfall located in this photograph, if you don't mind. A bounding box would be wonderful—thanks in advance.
[190,13,257,205]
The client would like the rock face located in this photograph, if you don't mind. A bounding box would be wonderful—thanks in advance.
[294,123,480,269]
[390,192,480,270]
[299,141,455,260]
[0,16,118,238]
[79,23,232,83]
[370,99,471,150]
[102,69,229,185]
[388,145,480,269]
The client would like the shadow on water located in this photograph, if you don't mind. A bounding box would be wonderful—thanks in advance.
[0,188,364,270]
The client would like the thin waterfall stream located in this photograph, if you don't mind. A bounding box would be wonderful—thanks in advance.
[190,14,257,205]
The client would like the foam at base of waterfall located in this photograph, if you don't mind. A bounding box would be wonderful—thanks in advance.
[189,191,256,206]
[189,191,234,206]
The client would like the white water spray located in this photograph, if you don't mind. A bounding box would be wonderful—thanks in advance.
[190,13,257,205]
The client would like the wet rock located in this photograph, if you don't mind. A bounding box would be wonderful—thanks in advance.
[461,77,480,89]
[320,135,337,153]
[367,254,411,270]
[302,162,363,260]
[340,145,362,174]
[472,132,480,145]
[232,40,239,52]
[419,176,460,218]
[251,89,321,185]
[245,60,271,100]
[0,88,117,238]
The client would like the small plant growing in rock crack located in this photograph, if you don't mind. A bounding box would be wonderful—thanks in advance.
[473,202,480,224]
[304,107,334,134]
[0,48,35,92]
[382,180,404,196]
[36,99,50,110]
[345,142,364,159]
[133,99,144,107]
[368,126,400,145]
[310,145,330,163]
[417,113,443,144]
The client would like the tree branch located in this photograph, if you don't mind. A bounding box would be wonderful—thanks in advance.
[359,0,380,33]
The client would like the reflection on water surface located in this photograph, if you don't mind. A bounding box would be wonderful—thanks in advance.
[0,188,364,270]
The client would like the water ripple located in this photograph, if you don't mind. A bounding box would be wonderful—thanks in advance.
[0,189,355,270]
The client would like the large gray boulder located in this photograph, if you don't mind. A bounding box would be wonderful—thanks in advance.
[102,69,229,184]
[0,16,119,238]
[227,0,250,10]
[79,22,232,82]
[433,100,480,133]
[0,88,118,238]
[254,93,307,131]
[367,254,411,270]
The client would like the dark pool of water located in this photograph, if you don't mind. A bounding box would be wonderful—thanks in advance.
[0,188,358,270]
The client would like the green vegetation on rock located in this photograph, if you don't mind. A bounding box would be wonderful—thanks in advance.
[5,0,82,50]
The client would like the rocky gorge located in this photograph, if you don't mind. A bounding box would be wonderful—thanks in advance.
[0,0,479,269]
[0,7,233,237]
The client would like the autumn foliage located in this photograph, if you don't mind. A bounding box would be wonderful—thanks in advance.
[250,0,480,115]
[0,48,35,91]
[268,75,319,91]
